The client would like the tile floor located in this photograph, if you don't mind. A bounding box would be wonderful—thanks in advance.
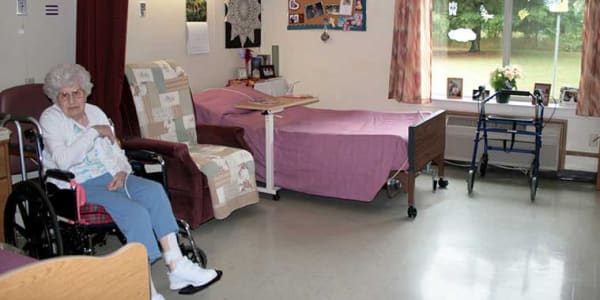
[145,166,600,300]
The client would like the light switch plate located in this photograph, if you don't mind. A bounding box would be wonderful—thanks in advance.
[139,0,147,17]
[17,0,27,16]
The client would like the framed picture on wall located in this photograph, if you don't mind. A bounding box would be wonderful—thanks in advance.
[533,82,551,105]
[447,77,463,99]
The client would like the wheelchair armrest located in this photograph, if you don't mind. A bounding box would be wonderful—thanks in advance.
[195,124,252,154]
[125,148,166,186]
[45,169,75,182]
[125,149,164,164]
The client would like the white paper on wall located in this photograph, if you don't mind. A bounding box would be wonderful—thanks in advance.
[186,22,210,55]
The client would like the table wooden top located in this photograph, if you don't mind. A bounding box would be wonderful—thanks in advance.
[234,96,319,111]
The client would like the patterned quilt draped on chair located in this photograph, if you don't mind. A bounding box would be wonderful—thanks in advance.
[125,60,258,219]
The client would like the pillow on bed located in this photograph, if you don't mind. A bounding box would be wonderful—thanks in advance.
[193,85,273,115]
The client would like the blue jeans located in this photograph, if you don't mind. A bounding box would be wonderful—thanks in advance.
[81,173,177,262]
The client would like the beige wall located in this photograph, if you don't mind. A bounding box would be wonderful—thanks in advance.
[0,0,76,90]
[126,0,242,92]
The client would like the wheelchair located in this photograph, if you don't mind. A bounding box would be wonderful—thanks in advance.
[1,113,207,267]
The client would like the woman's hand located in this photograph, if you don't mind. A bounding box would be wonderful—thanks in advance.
[107,171,127,191]
[92,125,116,144]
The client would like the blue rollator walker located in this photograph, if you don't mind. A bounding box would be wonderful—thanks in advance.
[467,88,545,201]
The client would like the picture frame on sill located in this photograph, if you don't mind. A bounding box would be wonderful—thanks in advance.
[559,87,578,103]
[533,83,551,105]
[447,77,463,99]
[259,65,276,79]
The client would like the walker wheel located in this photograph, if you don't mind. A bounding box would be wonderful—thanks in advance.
[438,178,449,188]
[407,206,418,218]
[530,176,538,202]
[467,169,475,195]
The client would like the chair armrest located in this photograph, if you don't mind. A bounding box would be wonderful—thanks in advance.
[122,137,191,159]
[121,137,202,181]
[195,124,252,154]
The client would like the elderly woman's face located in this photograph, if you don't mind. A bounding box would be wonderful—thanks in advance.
[57,84,86,120]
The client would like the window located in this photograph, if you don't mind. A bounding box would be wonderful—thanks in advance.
[432,0,585,102]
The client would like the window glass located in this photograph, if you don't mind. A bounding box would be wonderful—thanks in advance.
[432,0,584,102]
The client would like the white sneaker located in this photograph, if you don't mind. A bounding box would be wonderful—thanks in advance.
[151,292,165,300]
[168,257,218,290]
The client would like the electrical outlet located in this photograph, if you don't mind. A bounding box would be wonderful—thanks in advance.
[16,0,27,16]
[25,77,34,84]
[589,134,600,148]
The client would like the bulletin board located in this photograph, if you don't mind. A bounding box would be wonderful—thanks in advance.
[287,0,366,31]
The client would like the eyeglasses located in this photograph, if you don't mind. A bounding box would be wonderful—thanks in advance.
[57,88,85,102]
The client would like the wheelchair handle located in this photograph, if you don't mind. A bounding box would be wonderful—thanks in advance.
[0,112,44,182]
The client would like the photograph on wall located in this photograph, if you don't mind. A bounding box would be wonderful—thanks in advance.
[288,0,366,31]
[339,0,354,15]
[225,0,261,48]
[186,0,207,22]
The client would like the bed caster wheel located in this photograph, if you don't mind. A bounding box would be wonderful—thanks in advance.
[438,178,448,188]
[407,206,417,218]
[273,192,280,201]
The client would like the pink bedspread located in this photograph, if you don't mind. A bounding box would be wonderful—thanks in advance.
[193,86,430,201]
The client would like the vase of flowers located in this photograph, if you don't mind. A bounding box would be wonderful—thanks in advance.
[490,65,521,103]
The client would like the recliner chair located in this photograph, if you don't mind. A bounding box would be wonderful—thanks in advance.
[120,60,259,228]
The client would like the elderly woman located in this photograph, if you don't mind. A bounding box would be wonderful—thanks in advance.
[40,64,221,300]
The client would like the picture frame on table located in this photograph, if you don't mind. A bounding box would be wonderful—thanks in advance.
[533,83,551,105]
[447,77,463,99]
[259,65,276,79]
[257,54,270,66]
[237,67,248,80]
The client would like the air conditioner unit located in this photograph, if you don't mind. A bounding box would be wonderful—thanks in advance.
[445,114,561,171]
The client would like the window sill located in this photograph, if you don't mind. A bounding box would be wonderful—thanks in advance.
[431,97,577,119]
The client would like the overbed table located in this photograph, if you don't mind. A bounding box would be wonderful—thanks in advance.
[235,96,319,199]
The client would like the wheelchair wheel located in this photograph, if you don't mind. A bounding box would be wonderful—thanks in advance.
[467,169,476,195]
[4,181,63,258]
[176,219,207,267]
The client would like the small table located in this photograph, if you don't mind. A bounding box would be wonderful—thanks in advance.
[235,96,318,199]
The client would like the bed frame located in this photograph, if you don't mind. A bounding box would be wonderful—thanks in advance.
[0,243,149,299]
[391,110,447,217]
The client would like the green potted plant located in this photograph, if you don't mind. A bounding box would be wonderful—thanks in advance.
[490,65,521,103]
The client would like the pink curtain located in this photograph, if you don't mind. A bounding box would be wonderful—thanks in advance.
[76,0,129,137]
[388,0,432,104]
[577,0,600,117]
